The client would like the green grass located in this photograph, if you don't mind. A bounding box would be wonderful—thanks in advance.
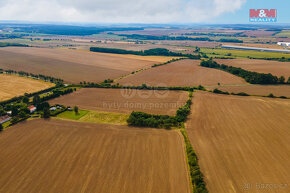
[56,110,129,125]
[275,31,290,38]
[2,121,11,129]
[57,110,89,120]
[79,111,129,125]
[201,48,290,59]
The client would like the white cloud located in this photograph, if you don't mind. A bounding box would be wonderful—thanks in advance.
[0,0,247,23]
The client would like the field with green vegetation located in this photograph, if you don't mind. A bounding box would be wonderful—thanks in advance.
[201,48,290,59]
[79,111,129,125]
[57,110,129,125]
[57,110,88,120]
[275,31,290,38]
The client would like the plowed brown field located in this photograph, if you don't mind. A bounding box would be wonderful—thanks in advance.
[0,47,174,83]
[207,85,290,98]
[215,59,290,78]
[117,59,246,87]
[0,119,191,193]
[49,88,188,115]
[187,92,290,193]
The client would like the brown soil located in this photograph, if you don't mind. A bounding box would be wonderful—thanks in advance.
[0,47,170,83]
[117,59,246,87]
[49,88,188,115]
[207,85,290,98]
[187,91,290,193]
[215,59,290,78]
[0,119,191,193]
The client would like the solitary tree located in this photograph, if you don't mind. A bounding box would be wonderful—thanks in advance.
[74,106,79,115]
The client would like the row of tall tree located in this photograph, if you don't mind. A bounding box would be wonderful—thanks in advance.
[200,59,290,84]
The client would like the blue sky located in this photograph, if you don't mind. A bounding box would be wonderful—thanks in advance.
[0,0,288,24]
[217,0,289,23]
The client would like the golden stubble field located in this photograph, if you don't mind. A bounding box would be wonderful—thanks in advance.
[0,119,191,193]
[117,59,246,87]
[0,47,176,83]
[215,59,290,78]
[187,92,290,193]
[0,74,54,101]
[49,88,188,115]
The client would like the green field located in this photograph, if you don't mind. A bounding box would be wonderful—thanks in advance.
[201,48,290,59]
[275,31,290,38]
[2,121,11,129]
[57,110,89,120]
[57,110,129,125]
[79,111,129,125]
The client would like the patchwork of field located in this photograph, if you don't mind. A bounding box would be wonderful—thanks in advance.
[201,48,290,59]
[0,74,54,101]
[117,59,246,87]
[49,88,188,115]
[187,92,290,193]
[207,85,290,98]
[215,59,290,78]
[0,47,174,83]
[92,42,191,52]
[241,30,277,37]
[0,119,191,193]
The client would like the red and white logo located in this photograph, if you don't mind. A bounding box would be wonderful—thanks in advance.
[249,9,277,22]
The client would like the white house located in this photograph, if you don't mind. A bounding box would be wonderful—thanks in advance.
[50,107,57,111]
[277,42,290,47]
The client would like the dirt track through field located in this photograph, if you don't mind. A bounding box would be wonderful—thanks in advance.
[0,119,191,193]
[117,59,246,87]
[187,92,290,193]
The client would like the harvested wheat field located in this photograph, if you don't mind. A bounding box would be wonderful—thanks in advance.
[215,59,290,78]
[207,84,290,98]
[187,92,290,193]
[0,74,54,101]
[50,88,188,115]
[0,47,174,83]
[117,59,246,87]
[0,119,191,193]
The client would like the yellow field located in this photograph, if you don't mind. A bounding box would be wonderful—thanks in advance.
[0,74,54,101]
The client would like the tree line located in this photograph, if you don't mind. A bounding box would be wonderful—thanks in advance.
[90,47,200,59]
[127,92,192,129]
[0,69,63,84]
[200,59,290,84]
[116,34,213,41]
[0,42,29,47]
[181,129,208,193]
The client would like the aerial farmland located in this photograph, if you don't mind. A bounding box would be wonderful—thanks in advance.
[0,18,289,193]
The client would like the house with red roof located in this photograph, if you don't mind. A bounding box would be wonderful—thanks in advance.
[28,105,37,113]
